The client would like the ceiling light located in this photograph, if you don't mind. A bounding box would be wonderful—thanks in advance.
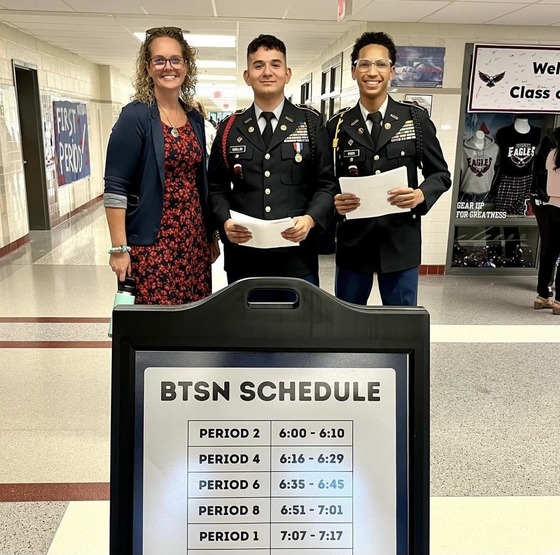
[188,34,236,48]
[198,60,236,69]
[133,32,235,48]
[198,74,237,81]
[196,83,238,92]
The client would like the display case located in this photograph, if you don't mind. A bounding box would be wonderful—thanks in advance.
[446,43,560,274]
[452,223,539,269]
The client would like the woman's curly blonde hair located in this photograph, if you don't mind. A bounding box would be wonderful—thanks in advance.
[132,27,198,107]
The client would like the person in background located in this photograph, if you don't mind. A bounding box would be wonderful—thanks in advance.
[104,26,219,304]
[534,126,560,314]
[208,34,337,285]
[194,97,217,157]
[327,31,451,306]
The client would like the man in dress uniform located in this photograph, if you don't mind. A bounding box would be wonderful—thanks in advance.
[327,31,451,306]
[208,34,337,285]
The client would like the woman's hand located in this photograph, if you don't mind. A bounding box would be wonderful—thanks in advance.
[109,252,131,282]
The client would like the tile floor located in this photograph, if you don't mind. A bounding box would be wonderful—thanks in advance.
[0,202,559,555]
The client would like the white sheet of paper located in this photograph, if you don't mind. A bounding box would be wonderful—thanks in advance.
[229,210,298,249]
[339,166,411,219]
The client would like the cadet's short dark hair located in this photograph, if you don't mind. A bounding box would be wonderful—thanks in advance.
[247,34,287,60]
[350,32,397,66]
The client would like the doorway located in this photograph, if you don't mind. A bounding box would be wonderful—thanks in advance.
[14,62,49,230]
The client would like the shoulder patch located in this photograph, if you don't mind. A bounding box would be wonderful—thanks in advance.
[296,103,321,116]
[218,108,246,128]
[222,107,247,120]
[327,105,351,123]
[226,107,248,118]
[398,99,427,111]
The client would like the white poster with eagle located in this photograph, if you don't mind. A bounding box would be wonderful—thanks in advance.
[468,44,560,113]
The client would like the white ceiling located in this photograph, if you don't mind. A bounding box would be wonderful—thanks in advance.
[1,0,559,112]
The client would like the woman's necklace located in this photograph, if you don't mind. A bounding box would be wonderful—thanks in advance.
[159,103,180,138]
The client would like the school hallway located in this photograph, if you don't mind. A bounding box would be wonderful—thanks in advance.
[0,201,559,555]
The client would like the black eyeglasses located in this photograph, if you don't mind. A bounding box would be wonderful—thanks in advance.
[148,56,186,69]
[145,27,183,39]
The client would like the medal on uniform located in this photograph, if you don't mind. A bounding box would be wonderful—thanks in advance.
[293,142,303,163]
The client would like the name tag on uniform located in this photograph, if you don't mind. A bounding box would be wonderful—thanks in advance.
[229,145,247,153]
[343,149,360,158]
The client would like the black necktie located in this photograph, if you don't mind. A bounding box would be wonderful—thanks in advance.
[261,112,274,148]
[367,111,382,149]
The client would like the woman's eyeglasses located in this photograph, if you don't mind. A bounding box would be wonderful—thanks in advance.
[149,56,186,69]
[145,27,184,39]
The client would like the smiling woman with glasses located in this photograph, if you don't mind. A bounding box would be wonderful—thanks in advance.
[102,26,220,307]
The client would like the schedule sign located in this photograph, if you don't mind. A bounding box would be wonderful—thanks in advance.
[139,358,408,555]
[110,277,428,555]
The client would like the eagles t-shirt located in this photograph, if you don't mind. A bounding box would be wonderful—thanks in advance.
[460,137,499,194]
[494,124,541,178]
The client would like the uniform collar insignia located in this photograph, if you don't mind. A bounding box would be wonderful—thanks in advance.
[285,115,294,122]
[243,117,253,124]
[350,119,359,126]
[390,113,399,120]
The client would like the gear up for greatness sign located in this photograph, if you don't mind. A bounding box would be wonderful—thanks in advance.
[468,44,560,113]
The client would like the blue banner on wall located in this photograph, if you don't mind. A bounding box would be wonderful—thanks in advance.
[52,100,91,186]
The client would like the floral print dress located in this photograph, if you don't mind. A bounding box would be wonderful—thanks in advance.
[130,120,211,304]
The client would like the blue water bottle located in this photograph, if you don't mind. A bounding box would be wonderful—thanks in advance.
[108,276,136,337]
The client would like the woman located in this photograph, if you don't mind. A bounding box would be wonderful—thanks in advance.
[104,26,219,304]
[534,126,560,315]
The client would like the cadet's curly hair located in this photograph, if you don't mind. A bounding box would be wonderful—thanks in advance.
[350,31,397,66]
[132,27,198,106]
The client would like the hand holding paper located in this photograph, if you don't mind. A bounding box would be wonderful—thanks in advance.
[229,210,298,249]
[338,166,411,219]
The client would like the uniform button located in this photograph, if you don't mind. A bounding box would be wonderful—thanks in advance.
[264,170,271,177]
[374,155,380,161]
[375,170,381,175]
[265,206,271,213]
[412,214,417,219]
[235,154,239,159]
[350,158,354,162]
[401,151,405,156]
[265,188,271,195]
[265,153,271,160]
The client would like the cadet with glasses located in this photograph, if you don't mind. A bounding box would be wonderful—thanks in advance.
[104,26,219,305]
[327,31,451,306]
[208,34,337,285]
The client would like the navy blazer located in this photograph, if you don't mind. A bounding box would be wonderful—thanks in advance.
[104,100,210,245]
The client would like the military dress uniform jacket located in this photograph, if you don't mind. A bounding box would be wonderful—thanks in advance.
[208,99,338,278]
[326,97,451,274]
